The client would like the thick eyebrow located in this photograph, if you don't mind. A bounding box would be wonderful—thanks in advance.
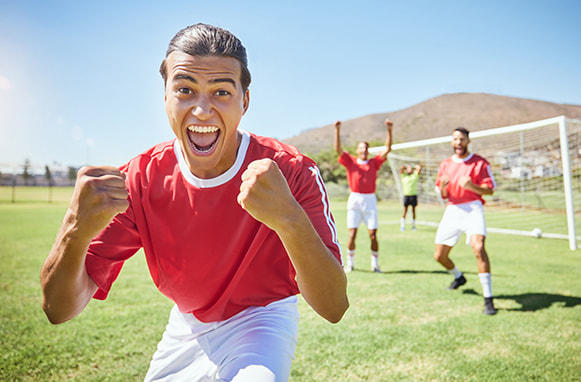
[175,74,197,83]
[211,78,236,86]
[174,74,236,87]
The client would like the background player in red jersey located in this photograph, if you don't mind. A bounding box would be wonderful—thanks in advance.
[41,23,348,381]
[434,127,497,315]
[334,119,392,273]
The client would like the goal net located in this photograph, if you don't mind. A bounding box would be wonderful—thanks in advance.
[371,116,581,250]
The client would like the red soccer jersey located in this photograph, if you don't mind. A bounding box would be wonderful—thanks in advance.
[85,131,341,323]
[435,153,496,206]
[338,152,386,194]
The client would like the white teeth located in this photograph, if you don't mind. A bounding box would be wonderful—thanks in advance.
[188,125,219,133]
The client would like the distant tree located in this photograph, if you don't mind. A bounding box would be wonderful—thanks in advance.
[310,148,346,184]
[22,159,32,186]
[68,167,77,186]
[45,165,53,203]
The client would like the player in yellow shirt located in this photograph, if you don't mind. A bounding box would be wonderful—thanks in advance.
[400,164,421,231]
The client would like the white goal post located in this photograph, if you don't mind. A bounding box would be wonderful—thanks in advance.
[370,115,581,250]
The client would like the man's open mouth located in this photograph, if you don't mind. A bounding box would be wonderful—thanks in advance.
[187,125,220,154]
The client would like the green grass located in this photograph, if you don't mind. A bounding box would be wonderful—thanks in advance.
[0,186,74,204]
[1,188,580,381]
[293,200,581,381]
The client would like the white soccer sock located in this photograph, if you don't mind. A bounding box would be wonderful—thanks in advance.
[400,217,405,225]
[479,272,493,298]
[346,250,355,266]
[371,251,379,268]
[448,267,463,279]
[412,219,416,227]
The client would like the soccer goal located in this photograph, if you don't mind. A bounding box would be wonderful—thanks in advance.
[370,116,581,250]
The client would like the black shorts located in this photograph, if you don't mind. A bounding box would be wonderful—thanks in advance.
[403,195,418,207]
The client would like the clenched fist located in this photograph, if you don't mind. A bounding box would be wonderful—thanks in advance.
[69,166,129,239]
[237,159,298,231]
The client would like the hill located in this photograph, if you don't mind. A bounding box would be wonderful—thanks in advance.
[282,93,581,154]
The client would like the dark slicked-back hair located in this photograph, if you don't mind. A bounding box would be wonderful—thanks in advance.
[453,127,470,138]
[160,23,251,91]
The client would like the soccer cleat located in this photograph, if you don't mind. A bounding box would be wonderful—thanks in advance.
[412,226,417,232]
[447,275,466,290]
[400,225,405,232]
[344,264,353,273]
[372,266,382,273]
[483,297,498,315]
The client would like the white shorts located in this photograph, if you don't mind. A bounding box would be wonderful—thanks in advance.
[144,296,300,382]
[435,200,487,247]
[346,192,378,230]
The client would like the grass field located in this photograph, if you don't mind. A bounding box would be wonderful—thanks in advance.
[1,187,580,381]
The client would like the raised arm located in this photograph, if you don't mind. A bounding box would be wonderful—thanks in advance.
[333,121,343,156]
[41,166,129,324]
[238,159,349,323]
[378,119,393,161]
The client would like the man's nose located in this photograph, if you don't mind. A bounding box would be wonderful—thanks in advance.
[192,97,213,120]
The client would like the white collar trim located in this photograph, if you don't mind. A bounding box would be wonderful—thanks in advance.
[173,130,250,188]
[452,153,473,163]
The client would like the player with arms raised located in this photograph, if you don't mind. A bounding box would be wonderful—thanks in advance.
[334,119,392,273]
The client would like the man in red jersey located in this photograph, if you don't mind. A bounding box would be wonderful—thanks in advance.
[41,24,348,381]
[334,119,392,273]
[434,127,497,315]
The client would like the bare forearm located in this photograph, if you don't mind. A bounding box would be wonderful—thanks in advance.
[237,159,348,322]
[333,121,343,156]
[379,120,393,160]
[475,185,493,195]
[384,129,392,154]
[274,205,349,323]
[41,211,98,324]
[334,132,342,156]
[465,182,493,196]
[437,182,449,199]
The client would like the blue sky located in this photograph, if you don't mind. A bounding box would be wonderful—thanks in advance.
[1,0,580,169]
